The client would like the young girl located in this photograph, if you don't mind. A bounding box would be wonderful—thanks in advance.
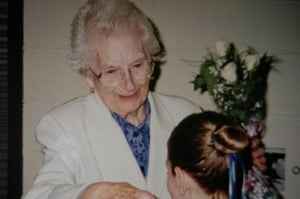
[167,111,249,199]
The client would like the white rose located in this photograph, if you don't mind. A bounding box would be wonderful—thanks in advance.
[221,62,237,83]
[215,40,229,57]
[243,54,260,71]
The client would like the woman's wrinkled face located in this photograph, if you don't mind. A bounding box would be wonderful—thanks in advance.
[87,29,151,117]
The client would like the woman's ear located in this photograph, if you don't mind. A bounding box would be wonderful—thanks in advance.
[81,68,98,92]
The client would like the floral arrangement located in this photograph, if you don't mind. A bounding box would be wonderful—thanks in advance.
[245,166,280,199]
[192,40,278,138]
[191,40,281,198]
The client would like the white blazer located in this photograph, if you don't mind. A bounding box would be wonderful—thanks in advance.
[24,92,200,199]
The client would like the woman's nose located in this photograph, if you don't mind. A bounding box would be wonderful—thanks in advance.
[120,69,135,91]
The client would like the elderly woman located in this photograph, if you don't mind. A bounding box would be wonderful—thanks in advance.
[166,111,249,199]
[23,0,200,199]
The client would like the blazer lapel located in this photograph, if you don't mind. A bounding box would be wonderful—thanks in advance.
[146,93,176,196]
[84,93,146,188]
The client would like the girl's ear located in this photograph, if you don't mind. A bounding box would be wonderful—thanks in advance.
[174,166,185,183]
[174,167,190,197]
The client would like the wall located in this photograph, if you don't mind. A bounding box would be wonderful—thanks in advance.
[23,0,300,198]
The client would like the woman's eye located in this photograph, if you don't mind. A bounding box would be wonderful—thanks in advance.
[104,68,119,74]
[131,62,143,69]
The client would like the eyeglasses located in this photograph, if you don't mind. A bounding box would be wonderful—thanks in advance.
[90,59,154,87]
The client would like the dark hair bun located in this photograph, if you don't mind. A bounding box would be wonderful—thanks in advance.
[213,125,249,154]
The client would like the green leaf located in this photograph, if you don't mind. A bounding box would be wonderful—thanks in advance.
[201,66,217,92]
[229,109,249,123]
[201,57,215,69]
[191,74,207,92]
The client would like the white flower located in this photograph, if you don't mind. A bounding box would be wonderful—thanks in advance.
[208,66,218,76]
[221,62,237,83]
[215,40,229,57]
[243,54,261,71]
[254,102,262,108]
[216,58,226,68]
[216,83,224,92]
[242,69,249,79]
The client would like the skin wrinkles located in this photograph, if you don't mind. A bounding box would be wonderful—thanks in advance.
[85,29,151,126]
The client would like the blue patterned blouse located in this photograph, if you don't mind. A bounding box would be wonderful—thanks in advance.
[111,101,151,177]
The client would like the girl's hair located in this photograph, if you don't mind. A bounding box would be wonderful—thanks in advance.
[70,0,164,72]
[167,111,249,197]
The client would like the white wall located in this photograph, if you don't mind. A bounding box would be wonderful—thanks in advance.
[23,0,300,198]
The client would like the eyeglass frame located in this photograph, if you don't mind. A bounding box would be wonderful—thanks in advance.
[89,59,155,87]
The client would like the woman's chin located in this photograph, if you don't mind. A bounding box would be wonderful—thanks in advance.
[118,104,140,114]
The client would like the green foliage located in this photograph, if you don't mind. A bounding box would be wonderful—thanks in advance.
[191,40,278,124]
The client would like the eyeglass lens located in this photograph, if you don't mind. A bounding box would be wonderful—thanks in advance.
[100,60,153,86]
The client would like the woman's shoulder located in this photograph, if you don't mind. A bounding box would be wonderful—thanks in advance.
[150,92,199,108]
[48,95,88,116]
[39,93,97,125]
[149,92,202,118]
[35,94,95,147]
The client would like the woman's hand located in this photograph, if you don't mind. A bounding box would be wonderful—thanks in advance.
[80,182,157,199]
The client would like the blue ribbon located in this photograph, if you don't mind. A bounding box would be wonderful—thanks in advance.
[229,154,247,199]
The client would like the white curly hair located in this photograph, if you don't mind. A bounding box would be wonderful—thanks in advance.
[69,0,164,73]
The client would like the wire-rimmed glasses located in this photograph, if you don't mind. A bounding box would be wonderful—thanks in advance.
[90,59,154,87]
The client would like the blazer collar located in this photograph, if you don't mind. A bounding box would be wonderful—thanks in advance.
[84,93,175,196]
[146,93,176,195]
[85,93,146,186]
